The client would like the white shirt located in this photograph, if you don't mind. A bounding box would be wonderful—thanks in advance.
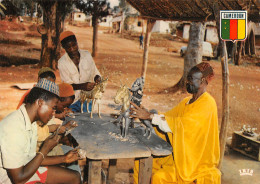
[58,50,100,103]
[0,104,38,184]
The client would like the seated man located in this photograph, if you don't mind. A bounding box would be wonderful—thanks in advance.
[0,78,81,184]
[58,31,101,113]
[37,83,81,174]
[131,62,221,184]
[56,83,75,120]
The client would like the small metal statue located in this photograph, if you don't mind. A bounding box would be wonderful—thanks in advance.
[241,125,257,137]
[80,78,108,118]
[114,77,155,138]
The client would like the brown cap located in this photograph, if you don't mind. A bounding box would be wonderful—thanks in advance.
[60,31,75,42]
[38,67,54,77]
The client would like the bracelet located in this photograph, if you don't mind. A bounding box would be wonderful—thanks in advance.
[37,152,45,159]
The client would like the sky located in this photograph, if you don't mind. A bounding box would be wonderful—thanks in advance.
[108,0,119,8]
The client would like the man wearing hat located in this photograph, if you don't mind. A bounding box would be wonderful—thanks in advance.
[0,79,81,184]
[56,82,75,119]
[36,82,81,175]
[131,62,221,184]
[58,31,101,113]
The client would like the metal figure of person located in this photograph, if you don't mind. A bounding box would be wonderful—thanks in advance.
[114,77,155,138]
[129,77,145,106]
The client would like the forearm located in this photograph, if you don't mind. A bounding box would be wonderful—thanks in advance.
[72,83,86,90]
[41,155,66,166]
[8,153,44,184]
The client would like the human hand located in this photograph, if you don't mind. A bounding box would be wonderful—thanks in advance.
[85,82,96,91]
[55,111,67,120]
[40,133,61,155]
[129,101,153,120]
[63,121,78,136]
[64,107,73,114]
[64,149,80,163]
[58,125,67,134]
[56,108,72,120]
[64,120,78,129]
[94,75,101,84]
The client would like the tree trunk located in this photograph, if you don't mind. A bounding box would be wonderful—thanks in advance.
[234,41,243,65]
[30,2,35,20]
[92,16,98,57]
[231,42,237,64]
[245,35,250,55]
[249,30,256,56]
[120,11,125,37]
[141,19,156,80]
[218,40,229,169]
[241,41,245,56]
[171,22,205,92]
[39,1,62,69]
[212,2,230,170]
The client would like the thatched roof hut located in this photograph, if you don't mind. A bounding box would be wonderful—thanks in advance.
[126,0,260,22]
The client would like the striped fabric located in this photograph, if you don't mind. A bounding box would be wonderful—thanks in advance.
[35,78,59,96]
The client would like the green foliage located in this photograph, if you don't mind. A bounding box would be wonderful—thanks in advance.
[75,0,110,24]
[38,0,73,21]
[57,1,74,21]
[1,0,19,16]
[0,2,6,16]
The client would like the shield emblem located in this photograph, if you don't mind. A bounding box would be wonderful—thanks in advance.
[220,10,247,42]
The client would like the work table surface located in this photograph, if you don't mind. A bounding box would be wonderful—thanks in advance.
[67,113,172,160]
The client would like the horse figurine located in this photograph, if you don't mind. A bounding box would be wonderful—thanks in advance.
[80,78,108,118]
[114,77,155,138]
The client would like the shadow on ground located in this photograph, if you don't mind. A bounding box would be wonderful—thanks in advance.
[0,54,39,66]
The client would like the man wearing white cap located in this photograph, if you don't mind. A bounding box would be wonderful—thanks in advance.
[58,31,101,113]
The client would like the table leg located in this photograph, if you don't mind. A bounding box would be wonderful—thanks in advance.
[88,159,102,184]
[138,156,153,184]
[107,159,117,183]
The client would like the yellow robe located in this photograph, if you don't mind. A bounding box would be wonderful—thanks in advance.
[134,92,221,184]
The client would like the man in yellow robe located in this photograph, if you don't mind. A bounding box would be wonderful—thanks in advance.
[131,62,221,184]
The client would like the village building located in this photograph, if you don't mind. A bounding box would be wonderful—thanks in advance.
[182,22,219,45]
[99,15,113,27]
[71,11,86,22]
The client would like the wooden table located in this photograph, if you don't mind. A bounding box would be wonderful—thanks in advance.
[231,131,260,161]
[67,113,172,184]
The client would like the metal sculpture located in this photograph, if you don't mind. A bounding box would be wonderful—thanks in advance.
[80,78,108,118]
[114,77,155,138]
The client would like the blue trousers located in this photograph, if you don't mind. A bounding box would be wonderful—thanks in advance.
[69,100,92,113]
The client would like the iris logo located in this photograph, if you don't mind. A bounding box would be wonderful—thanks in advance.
[220,10,247,42]
[239,169,253,176]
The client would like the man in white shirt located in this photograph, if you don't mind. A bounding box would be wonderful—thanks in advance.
[58,31,101,112]
[0,79,81,184]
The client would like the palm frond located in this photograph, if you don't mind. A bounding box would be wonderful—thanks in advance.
[0,3,6,10]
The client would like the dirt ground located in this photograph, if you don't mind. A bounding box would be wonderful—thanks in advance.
[0,21,259,183]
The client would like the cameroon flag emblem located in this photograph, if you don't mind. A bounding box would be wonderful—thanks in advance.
[220,10,247,42]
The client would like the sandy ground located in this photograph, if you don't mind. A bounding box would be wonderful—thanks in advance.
[0,21,259,183]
